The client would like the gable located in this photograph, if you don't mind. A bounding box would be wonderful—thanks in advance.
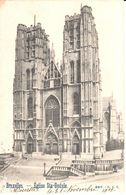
[44,122,58,140]
[44,61,61,80]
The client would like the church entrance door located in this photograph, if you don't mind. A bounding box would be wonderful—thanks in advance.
[46,143,51,154]
[52,143,58,154]
[27,143,33,154]
[27,136,34,154]
[45,132,58,155]
[72,135,80,155]
[73,143,79,155]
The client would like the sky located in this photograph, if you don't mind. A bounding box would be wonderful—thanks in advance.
[0,0,125,152]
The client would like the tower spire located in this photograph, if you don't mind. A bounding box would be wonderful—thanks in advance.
[50,42,55,63]
[34,15,36,26]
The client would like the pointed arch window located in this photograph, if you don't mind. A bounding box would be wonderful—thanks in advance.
[77,59,80,83]
[27,124,33,129]
[26,69,30,89]
[73,93,79,114]
[45,96,60,127]
[70,61,74,83]
[32,68,35,88]
[28,97,33,118]
[71,121,81,128]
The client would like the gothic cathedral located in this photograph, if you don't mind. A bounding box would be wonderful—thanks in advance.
[13,6,103,159]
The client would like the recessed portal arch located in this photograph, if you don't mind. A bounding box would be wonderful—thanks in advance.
[45,132,58,154]
[45,95,60,127]
[72,133,80,155]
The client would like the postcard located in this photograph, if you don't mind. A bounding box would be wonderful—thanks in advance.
[0,0,125,194]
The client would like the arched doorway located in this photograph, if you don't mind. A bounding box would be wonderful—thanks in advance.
[45,132,58,154]
[45,96,60,127]
[72,134,80,155]
[27,133,34,154]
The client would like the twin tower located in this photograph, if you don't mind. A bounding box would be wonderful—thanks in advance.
[13,6,103,159]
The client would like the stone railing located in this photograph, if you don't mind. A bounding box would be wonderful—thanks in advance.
[52,166,70,172]
[72,159,123,165]
[46,165,85,178]
[71,163,95,173]
[45,165,69,176]
[70,166,84,176]
[72,160,95,165]
[46,175,68,180]
[95,159,123,165]
[46,159,124,179]
[0,158,9,172]
[71,159,123,173]
[45,165,70,180]
[95,159,123,172]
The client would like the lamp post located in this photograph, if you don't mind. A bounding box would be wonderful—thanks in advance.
[44,162,46,176]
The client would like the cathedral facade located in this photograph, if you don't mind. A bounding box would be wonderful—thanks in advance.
[13,6,103,159]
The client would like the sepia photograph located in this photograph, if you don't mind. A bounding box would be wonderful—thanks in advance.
[0,0,125,194]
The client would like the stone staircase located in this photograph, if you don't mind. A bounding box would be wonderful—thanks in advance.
[45,154,86,179]
[70,166,85,177]
[58,154,81,166]
[0,154,20,173]
[45,165,85,180]
[58,157,72,167]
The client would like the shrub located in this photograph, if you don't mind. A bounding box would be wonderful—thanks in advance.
[106,139,124,151]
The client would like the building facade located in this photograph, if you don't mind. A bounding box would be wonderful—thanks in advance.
[13,6,103,159]
[102,96,124,141]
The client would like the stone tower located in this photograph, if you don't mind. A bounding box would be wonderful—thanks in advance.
[13,23,50,153]
[13,5,103,159]
[63,5,103,158]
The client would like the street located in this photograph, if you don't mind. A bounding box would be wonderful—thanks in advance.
[0,157,124,184]
[0,163,124,193]
[0,149,124,193]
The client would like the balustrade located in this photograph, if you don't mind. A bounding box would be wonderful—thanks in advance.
[46,158,123,179]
